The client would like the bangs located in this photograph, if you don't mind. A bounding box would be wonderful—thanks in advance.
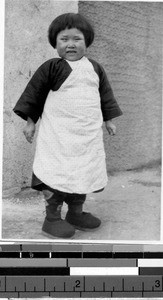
[61,13,90,30]
[48,13,94,48]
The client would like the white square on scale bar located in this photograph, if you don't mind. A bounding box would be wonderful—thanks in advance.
[138,259,163,267]
[70,267,138,276]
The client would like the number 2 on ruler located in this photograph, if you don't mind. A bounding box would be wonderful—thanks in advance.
[75,280,80,288]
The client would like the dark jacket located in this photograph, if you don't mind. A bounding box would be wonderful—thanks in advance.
[13,57,122,122]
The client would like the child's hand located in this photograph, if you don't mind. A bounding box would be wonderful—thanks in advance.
[105,120,116,136]
[23,117,35,143]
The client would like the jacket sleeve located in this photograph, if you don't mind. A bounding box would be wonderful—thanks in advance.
[13,60,53,123]
[98,64,123,121]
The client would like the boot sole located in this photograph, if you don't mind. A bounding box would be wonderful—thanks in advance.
[42,230,75,239]
[73,224,101,232]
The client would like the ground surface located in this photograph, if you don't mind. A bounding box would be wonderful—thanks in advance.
[2,166,161,241]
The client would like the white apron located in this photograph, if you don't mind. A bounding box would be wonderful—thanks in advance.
[33,56,108,194]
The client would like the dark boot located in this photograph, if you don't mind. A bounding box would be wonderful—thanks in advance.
[42,188,75,238]
[65,194,101,231]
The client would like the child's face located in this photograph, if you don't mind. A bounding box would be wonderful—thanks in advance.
[56,28,86,61]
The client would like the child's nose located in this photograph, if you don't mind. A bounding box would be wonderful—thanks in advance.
[67,40,75,48]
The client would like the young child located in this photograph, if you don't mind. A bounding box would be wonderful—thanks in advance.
[13,13,122,238]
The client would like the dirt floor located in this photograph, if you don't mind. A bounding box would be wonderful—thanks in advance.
[2,166,161,241]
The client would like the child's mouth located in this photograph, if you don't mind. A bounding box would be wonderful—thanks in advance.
[67,51,76,53]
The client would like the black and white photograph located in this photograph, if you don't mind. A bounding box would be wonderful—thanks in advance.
[2,0,162,241]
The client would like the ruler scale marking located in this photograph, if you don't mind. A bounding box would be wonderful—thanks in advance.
[103,281,105,292]
[122,278,124,291]
[44,277,46,292]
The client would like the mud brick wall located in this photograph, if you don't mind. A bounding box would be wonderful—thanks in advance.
[79,1,162,172]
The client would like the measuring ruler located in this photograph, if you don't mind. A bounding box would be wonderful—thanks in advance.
[0,242,163,298]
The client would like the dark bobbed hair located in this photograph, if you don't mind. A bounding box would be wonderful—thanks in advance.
[48,13,94,48]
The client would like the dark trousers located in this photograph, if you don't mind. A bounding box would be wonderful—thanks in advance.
[42,185,86,220]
